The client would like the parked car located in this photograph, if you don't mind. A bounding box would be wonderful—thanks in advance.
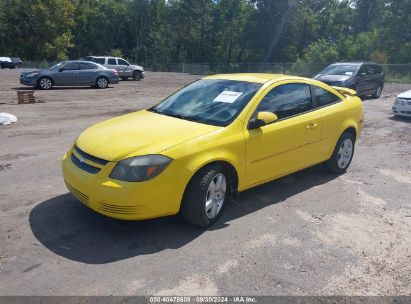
[314,62,385,98]
[0,57,22,69]
[20,60,120,90]
[85,56,145,81]
[62,73,364,227]
[392,90,411,118]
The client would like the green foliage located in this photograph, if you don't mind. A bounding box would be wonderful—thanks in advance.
[109,49,124,58]
[0,0,409,64]
[302,39,340,64]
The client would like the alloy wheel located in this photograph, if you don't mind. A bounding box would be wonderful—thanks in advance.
[97,77,108,89]
[40,78,52,90]
[204,173,226,219]
[337,138,353,169]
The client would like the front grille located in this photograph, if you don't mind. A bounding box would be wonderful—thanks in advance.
[74,146,108,165]
[71,153,101,174]
[97,202,140,215]
[65,180,89,205]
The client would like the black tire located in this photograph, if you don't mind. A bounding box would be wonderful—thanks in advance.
[96,76,109,89]
[372,84,383,99]
[326,132,356,174]
[121,76,128,81]
[181,164,228,227]
[132,70,142,81]
[37,76,53,90]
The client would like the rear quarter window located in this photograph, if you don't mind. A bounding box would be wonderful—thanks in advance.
[313,86,341,107]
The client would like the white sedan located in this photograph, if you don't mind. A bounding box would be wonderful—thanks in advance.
[392,90,411,118]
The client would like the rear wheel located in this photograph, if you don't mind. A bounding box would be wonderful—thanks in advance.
[96,76,108,89]
[37,77,53,90]
[181,165,227,227]
[326,132,355,174]
[132,70,142,81]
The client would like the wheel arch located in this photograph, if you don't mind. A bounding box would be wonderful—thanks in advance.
[38,75,55,85]
[182,159,240,208]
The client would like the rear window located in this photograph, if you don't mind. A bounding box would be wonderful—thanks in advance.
[107,58,117,65]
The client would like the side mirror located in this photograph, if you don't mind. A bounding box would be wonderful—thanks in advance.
[248,112,278,129]
[58,67,65,72]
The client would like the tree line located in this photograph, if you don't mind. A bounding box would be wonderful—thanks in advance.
[0,0,410,65]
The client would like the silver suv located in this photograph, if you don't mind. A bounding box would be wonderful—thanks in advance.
[86,56,145,81]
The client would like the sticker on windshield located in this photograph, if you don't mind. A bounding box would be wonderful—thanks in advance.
[213,91,243,103]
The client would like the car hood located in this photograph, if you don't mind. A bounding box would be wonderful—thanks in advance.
[76,110,220,161]
[131,64,144,71]
[398,90,411,99]
[314,74,351,82]
[21,69,49,75]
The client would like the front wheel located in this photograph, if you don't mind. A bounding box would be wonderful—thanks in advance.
[96,76,108,89]
[326,132,355,174]
[37,77,53,90]
[132,70,142,81]
[372,84,383,99]
[181,165,227,227]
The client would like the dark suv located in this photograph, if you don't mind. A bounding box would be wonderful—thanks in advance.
[314,62,385,98]
[0,57,23,69]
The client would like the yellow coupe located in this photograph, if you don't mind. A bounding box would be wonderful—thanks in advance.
[62,74,364,227]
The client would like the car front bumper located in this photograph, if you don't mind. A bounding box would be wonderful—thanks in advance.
[20,76,37,86]
[392,104,411,117]
[61,147,192,220]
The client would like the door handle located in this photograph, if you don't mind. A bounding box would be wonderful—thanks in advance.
[306,123,319,130]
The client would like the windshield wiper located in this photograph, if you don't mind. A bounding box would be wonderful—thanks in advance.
[163,112,202,122]
[149,108,202,123]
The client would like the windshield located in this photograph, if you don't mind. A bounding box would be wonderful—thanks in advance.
[149,79,262,127]
[49,62,66,70]
[320,65,359,76]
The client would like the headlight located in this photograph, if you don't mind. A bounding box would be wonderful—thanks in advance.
[110,155,172,182]
[26,72,39,78]
[395,98,406,105]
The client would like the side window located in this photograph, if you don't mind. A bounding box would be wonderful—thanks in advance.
[313,86,340,107]
[374,65,382,74]
[256,83,312,120]
[63,62,79,70]
[107,58,117,65]
[80,62,97,70]
[117,59,129,65]
[95,58,105,64]
[365,65,375,75]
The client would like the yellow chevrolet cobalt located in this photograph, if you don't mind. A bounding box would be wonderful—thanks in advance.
[62,74,364,227]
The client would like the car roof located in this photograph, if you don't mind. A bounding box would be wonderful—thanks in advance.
[203,73,307,84]
[332,61,379,66]
[65,60,98,64]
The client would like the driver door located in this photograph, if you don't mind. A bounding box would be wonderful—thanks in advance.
[117,58,129,77]
[53,62,80,85]
[244,82,323,187]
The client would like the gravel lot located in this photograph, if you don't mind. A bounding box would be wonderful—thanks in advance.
[0,70,410,296]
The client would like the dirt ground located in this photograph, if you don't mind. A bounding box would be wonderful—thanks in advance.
[0,70,410,296]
